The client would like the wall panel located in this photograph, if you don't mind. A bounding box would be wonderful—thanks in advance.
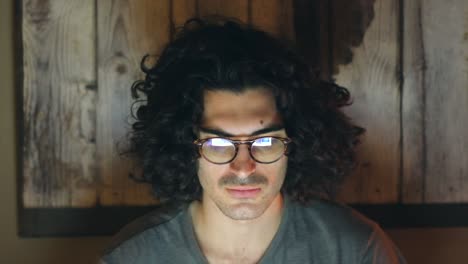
[22,0,97,208]
[422,0,468,203]
[333,0,401,204]
[96,0,171,206]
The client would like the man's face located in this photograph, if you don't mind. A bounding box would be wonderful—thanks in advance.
[197,88,288,221]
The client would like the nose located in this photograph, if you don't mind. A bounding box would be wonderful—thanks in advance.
[229,144,256,177]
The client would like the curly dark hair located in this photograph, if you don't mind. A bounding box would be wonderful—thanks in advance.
[128,18,364,204]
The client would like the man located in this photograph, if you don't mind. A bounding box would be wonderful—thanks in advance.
[101,18,406,263]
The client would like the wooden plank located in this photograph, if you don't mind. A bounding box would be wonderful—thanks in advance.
[172,0,198,31]
[401,0,425,203]
[422,0,468,203]
[334,0,401,203]
[197,0,249,23]
[22,0,97,207]
[97,0,171,206]
[329,0,378,76]
[250,0,295,41]
[293,0,327,78]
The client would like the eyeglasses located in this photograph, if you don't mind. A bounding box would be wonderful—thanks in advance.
[193,136,292,164]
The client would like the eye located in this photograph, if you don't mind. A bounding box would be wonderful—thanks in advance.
[201,138,237,164]
[209,138,232,146]
[253,137,273,146]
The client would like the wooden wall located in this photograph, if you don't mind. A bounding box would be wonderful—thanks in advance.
[333,0,401,203]
[333,0,468,204]
[20,0,468,232]
[21,0,295,208]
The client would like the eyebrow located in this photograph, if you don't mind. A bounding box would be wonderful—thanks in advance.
[198,124,285,137]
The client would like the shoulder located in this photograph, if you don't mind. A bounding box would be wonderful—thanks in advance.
[290,198,377,236]
[100,202,189,262]
[287,198,406,263]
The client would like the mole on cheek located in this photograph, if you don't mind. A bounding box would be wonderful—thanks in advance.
[259,120,264,125]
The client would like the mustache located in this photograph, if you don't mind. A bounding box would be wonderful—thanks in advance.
[218,174,268,187]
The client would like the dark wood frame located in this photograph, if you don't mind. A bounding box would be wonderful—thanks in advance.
[19,204,468,237]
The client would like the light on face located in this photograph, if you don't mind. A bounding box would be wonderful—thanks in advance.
[255,137,273,146]
[210,138,232,146]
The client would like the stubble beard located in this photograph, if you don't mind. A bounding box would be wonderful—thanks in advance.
[215,197,271,221]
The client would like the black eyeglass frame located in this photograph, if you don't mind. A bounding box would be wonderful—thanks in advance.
[193,136,292,165]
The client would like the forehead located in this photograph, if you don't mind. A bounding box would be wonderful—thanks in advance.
[201,88,283,136]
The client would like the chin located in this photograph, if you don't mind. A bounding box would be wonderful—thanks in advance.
[219,202,267,221]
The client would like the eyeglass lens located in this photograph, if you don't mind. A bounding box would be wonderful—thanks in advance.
[201,137,286,164]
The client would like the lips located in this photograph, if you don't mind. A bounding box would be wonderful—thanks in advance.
[226,187,261,198]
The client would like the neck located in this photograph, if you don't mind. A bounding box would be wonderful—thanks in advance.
[190,195,284,261]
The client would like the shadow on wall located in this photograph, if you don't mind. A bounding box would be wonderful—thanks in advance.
[294,0,376,78]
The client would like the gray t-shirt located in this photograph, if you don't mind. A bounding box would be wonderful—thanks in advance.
[101,197,406,263]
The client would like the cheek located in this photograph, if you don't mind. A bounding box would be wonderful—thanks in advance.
[274,159,288,184]
[197,159,226,188]
[196,160,210,186]
[260,158,288,184]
